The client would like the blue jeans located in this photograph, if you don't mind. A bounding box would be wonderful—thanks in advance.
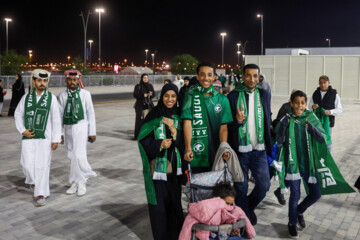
[233,150,270,218]
[286,173,321,225]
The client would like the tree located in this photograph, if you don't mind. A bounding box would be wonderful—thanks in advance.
[59,55,90,74]
[0,50,27,75]
[170,54,198,75]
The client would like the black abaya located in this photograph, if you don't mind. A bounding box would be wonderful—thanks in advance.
[8,77,25,116]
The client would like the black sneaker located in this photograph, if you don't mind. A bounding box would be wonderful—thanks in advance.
[288,223,299,238]
[274,188,286,205]
[297,213,306,229]
[249,211,257,226]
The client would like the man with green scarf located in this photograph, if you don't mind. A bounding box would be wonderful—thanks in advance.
[227,64,272,225]
[14,69,62,207]
[59,70,96,196]
[181,62,233,173]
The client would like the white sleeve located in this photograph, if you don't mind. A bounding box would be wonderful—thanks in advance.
[50,94,62,143]
[14,95,27,135]
[330,94,343,116]
[308,97,314,111]
[86,92,96,136]
[58,93,66,135]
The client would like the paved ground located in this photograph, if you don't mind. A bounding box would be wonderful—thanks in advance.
[0,95,359,240]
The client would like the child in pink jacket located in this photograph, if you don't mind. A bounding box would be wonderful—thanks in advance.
[179,182,256,240]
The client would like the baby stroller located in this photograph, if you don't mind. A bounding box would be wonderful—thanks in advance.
[184,163,246,240]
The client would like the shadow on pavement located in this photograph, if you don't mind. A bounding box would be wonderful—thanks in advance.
[100,203,153,240]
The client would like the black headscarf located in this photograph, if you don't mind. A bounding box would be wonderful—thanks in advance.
[189,76,198,87]
[139,73,151,92]
[13,74,24,91]
[144,83,180,124]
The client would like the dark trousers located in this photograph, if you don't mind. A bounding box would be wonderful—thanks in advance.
[148,177,184,240]
[286,173,321,225]
[233,150,270,218]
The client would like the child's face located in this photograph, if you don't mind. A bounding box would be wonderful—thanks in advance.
[224,196,235,205]
[291,96,307,117]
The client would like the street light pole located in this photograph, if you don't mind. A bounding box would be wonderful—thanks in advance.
[5,18,12,53]
[257,14,263,55]
[220,32,227,66]
[145,49,148,65]
[88,40,93,68]
[96,8,104,73]
[151,53,155,74]
[236,43,241,66]
[326,38,331,47]
[80,10,91,69]
[29,50,33,66]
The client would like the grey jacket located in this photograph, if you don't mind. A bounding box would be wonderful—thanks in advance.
[212,142,244,183]
[258,74,271,93]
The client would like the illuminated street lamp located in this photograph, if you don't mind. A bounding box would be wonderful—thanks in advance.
[257,14,263,55]
[145,49,149,65]
[220,32,227,66]
[29,50,33,66]
[67,56,71,63]
[80,10,91,69]
[4,18,12,52]
[237,51,241,66]
[88,40,93,67]
[151,53,155,65]
[96,8,105,72]
[326,38,331,47]
[124,59,127,66]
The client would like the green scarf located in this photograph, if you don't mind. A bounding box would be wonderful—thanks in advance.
[285,112,317,183]
[277,110,355,195]
[189,84,216,167]
[233,82,264,152]
[137,115,182,205]
[23,89,52,140]
[313,108,332,145]
[63,86,84,125]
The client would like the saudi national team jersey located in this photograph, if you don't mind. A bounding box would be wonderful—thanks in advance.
[181,91,233,166]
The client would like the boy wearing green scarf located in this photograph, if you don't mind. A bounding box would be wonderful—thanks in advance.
[14,69,62,207]
[227,64,272,226]
[276,90,324,238]
[59,71,97,196]
[181,62,233,172]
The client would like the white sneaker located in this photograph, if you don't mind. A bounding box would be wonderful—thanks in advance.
[35,196,46,207]
[66,182,78,195]
[77,183,86,196]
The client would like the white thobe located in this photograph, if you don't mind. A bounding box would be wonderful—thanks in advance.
[15,91,61,198]
[59,89,97,185]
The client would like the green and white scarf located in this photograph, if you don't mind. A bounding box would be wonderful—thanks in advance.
[277,110,355,195]
[233,82,264,152]
[189,84,215,167]
[313,108,332,146]
[63,86,84,125]
[137,116,182,205]
[23,89,52,140]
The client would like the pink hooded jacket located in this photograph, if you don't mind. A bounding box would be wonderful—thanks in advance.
[179,197,256,240]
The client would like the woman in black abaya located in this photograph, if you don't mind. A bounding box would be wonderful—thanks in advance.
[8,74,25,116]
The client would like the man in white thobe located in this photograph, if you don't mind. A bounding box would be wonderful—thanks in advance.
[15,69,61,207]
[59,70,96,196]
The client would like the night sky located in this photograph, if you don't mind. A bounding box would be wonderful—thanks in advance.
[1,0,360,65]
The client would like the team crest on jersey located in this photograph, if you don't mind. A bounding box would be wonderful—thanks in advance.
[214,104,222,113]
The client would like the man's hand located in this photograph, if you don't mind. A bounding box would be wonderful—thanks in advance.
[89,136,96,143]
[312,104,319,110]
[51,143,58,151]
[236,104,246,124]
[184,149,193,162]
[161,138,172,149]
[22,129,35,138]
[222,152,230,161]
[324,110,331,116]
[163,117,176,134]
[61,135,65,145]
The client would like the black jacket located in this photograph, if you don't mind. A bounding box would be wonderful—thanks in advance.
[227,88,272,157]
